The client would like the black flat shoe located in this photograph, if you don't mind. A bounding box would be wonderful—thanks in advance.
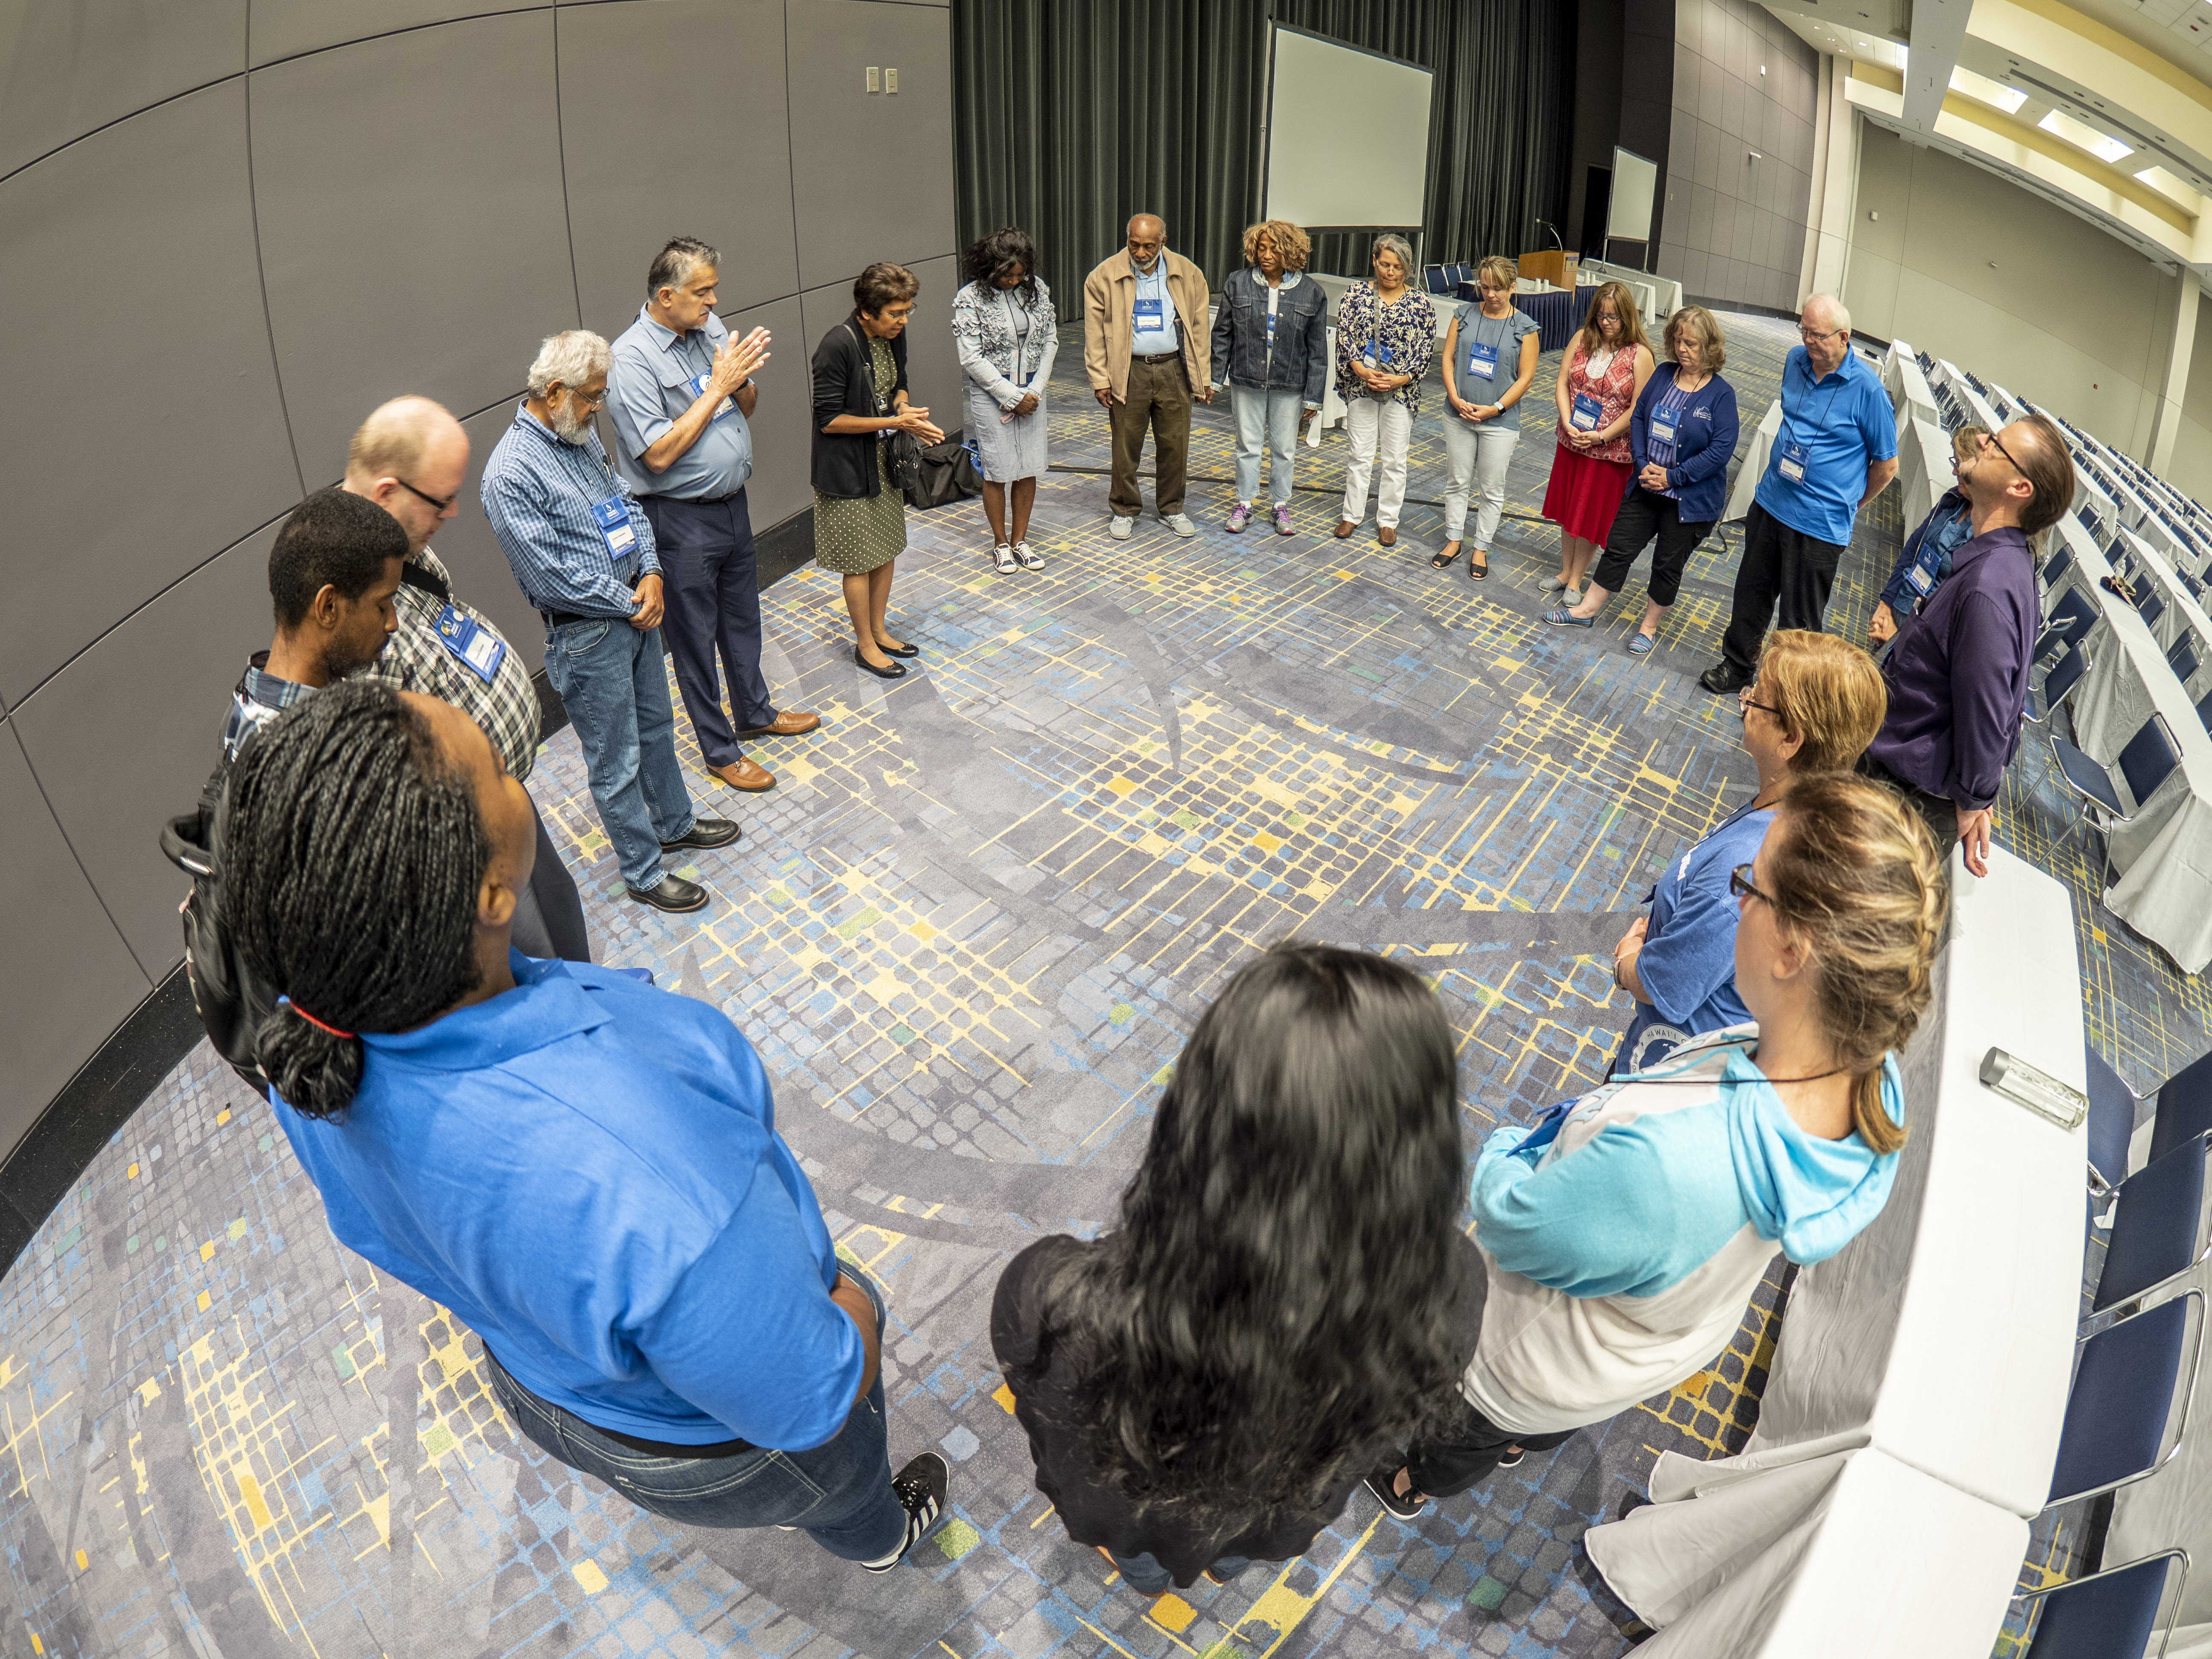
[876,639,920,658]
[853,647,907,679]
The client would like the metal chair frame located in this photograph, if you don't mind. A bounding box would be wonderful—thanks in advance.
[2011,1548,2190,1659]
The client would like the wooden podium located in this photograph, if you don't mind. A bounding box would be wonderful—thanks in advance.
[1518,250,1577,289]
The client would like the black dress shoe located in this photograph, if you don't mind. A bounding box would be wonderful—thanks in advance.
[1699,662,1752,695]
[876,639,921,658]
[853,646,907,679]
[661,817,741,852]
[626,874,710,913]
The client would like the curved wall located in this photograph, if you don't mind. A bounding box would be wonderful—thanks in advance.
[0,0,958,1160]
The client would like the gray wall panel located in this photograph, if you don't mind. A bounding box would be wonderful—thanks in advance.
[559,0,799,332]
[249,0,544,67]
[0,726,151,1156]
[0,0,245,179]
[252,12,578,485]
[721,296,812,531]
[786,0,954,290]
[0,79,302,707]
[12,527,278,977]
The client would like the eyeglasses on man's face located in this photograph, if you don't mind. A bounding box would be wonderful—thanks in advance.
[1980,428,2025,475]
[1799,325,1845,343]
[396,477,457,514]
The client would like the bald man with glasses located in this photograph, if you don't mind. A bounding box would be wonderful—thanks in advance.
[1701,295,1898,695]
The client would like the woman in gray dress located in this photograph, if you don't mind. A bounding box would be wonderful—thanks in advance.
[812,262,943,678]
[952,228,1057,574]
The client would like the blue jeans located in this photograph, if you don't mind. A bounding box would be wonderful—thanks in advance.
[1230,384,1303,505]
[640,491,775,768]
[1112,1549,1252,1595]
[485,1272,911,1562]
[541,614,696,891]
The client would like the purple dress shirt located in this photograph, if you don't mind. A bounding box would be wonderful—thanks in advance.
[1867,523,2042,811]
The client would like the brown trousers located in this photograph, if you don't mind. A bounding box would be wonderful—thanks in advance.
[1108,355,1192,517]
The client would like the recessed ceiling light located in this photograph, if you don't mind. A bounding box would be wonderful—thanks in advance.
[2039,107,2133,163]
[1950,64,2028,112]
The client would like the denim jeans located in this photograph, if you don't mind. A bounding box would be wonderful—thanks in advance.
[540,615,696,891]
[1111,1549,1253,1595]
[1441,417,1519,547]
[1230,384,1303,505]
[485,1272,912,1562]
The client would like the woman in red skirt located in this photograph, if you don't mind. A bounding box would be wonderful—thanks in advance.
[1541,282,1654,602]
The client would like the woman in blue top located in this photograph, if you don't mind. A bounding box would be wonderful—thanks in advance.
[1546,306,1740,653]
[220,681,949,1572]
[1609,629,1885,1076]
[1867,423,1985,648]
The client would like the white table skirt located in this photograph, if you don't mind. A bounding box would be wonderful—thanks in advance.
[1725,398,1781,523]
[1896,417,1950,532]
[1583,1446,2026,1659]
[2118,528,2212,667]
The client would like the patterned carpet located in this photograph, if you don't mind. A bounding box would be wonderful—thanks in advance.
[1,310,2197,1659]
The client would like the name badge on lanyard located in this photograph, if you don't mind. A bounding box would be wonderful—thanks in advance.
[434,604,506,684]
[1134,288,1166,332]
[1650,409,1679,444]
[1571,391,1603,431]
[1905,534,1946,600]
[1777,437,1810,483]
[1468,340,1499,381]
[685,372,737,422]
[592,495,637,557]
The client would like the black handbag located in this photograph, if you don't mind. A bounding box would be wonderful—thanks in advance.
[905,437,984,509]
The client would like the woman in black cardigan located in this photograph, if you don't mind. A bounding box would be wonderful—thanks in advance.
[812,262,944,678]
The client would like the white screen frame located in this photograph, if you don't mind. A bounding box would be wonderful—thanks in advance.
[1607,146,1658,245]
[1260,25,1433,230]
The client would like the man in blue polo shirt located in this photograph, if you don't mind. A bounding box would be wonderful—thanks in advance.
[1701,295,1897,694]
[608,238,819,797]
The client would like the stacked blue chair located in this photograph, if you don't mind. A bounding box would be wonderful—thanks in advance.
[2048,713,2182,873]
[2044,1288,2203,1511]
[2008,1551,2189,1659]
[2169,634,2199,689]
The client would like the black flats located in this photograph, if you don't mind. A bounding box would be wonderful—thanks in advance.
[853,646,907,679]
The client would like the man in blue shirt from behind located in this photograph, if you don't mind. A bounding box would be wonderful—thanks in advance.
[220,681,950,1568]
[1702,294,1898,694]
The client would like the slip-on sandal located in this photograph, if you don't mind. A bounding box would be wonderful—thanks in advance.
[1545,607,1595,627]
[1627,632,1657,655]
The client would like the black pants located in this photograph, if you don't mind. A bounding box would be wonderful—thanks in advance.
[1857,752,1959,860]
[510,798,591,963]
[1405,1393,1578,1499]
[641,490,774,769]
[1720,502,1848,673]
[1590,487,1716,608]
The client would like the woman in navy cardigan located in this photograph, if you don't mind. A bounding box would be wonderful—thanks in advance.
[1546,307,1739,654]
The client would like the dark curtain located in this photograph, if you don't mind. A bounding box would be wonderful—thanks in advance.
[951,0,1576,302]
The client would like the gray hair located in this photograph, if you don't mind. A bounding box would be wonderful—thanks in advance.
[648,236,719,299]
[1803,292,1851,332]
[1371,233,1415,274]
[526,330,610,398]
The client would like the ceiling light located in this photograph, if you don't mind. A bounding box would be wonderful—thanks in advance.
[2136,164,2199,207]
[1950,64,2028,112]
[2039,108,2133,163]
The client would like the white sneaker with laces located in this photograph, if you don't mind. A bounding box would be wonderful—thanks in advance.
[992,542,1018,574]
[1109,516,1135,540]
[1163,513,1196,538]
[1014,540,1044,570]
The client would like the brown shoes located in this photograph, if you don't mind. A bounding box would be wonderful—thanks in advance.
[1377,527,1397,547]
[708,757,776,792]
[736,708,821,738]
[1333,519,1357,538]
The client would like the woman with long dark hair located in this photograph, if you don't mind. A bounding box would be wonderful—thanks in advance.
[991,943,1466,1593]
[952,227,1056,572]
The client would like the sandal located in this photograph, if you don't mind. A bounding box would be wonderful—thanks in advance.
[1545,607,1595,627]
[1627,632,1657,655]
[991,543,1017,574]
[1468,551,1488,580]
[1431,541,1460,571]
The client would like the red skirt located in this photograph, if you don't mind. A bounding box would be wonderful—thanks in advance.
[1542,444,1634,545]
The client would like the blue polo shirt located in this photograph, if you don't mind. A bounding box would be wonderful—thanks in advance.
[269,954,862,1450]
[1754,346,1898,546]
[607,306,755,501]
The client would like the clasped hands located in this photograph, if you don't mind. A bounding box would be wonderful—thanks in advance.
[708,327,772,396]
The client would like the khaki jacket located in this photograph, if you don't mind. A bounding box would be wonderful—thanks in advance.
[1082,248,1211,402]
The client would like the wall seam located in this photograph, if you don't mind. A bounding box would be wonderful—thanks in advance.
[242,69,308,500]
[551,7,585,329]
[5,722,155,988]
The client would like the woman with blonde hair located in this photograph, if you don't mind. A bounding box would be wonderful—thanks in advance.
[1540,282,1654,600]
[1210,220,1329,536]
[1546,306,1738,651]
[1369,768,1944,1512]
[1435,255,1542,579]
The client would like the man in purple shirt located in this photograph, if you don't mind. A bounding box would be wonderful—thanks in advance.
[1862,415,2075,876]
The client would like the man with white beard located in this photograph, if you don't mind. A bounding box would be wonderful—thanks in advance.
[482,329,737,916]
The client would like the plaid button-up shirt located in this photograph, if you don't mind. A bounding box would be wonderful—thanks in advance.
[356,546,542,781]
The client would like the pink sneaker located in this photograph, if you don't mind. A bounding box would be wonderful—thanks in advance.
[1272,505,1294,536]
[1227,502,1252,533]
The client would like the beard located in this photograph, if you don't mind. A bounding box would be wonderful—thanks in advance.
[550,398,594,444]
[320,633,385,683]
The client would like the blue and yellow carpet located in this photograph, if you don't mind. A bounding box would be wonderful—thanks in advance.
[0,312,2190,1659]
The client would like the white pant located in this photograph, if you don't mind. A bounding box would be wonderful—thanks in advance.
[1342,396,1413,527]
[1231,385,1303,505]
[1442,418,1520,547]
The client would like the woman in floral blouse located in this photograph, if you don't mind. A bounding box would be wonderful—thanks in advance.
[1333,234,1437,549]
[1540,281,1653,601]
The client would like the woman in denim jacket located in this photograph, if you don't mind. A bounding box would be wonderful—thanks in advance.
[1209,220,1328,536]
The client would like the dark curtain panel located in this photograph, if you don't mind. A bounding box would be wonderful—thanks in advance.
[951,0,1576,300]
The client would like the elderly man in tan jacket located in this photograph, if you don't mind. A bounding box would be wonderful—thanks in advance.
[1083,213,1211,540]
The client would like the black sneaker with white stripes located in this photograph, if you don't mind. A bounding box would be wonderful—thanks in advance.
[860,1452,949,1572]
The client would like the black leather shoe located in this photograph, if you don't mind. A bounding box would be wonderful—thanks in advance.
[853,646,907,679]
[1699,663,1752,696]
[661,817,741,852]
[626,874,710,913]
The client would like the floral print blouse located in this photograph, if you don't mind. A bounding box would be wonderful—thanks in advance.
[1333,284,1438,415]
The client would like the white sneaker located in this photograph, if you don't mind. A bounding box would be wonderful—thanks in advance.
[1014,540,1044,570]
[991,542,1017,574]
[1110,516,1135,540]
[1163,513,1196,538]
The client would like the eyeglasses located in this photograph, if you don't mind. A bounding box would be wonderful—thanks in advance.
[396,477,457,513]
[1980,428,2024,474]
[559,383,611,410]
[1729,863,1776,907]
[1799,325,1845,343]
[1736,684,1782,720]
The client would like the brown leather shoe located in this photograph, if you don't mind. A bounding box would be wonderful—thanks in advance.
[1377,526,1397,547]
[735,708,820,738]
[707,757,776,792]
[1333,519,1357,538]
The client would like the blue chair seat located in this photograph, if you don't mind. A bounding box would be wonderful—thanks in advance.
[2052,735,2125,813]
[2095,1135,2211,1313]
[2015,1551,2188,1659]
[2086,1047,2139,1191]
[2046,1290,2200,1507]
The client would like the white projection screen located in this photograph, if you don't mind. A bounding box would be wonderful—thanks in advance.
[1263,26,1433,227]
[1607,146,1658,243]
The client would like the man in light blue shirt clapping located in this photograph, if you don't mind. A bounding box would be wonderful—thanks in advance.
[608,238,819,797]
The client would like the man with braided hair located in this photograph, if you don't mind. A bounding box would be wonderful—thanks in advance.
[224,680,953,1570]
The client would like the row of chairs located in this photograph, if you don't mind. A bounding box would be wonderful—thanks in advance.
[1420,263,1473,296]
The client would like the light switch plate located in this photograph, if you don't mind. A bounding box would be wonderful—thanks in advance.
[886,67,899,94]
[866,66,879,93]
